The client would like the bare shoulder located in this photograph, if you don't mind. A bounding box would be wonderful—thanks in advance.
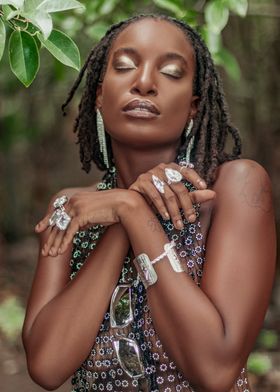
[212,158,273,214]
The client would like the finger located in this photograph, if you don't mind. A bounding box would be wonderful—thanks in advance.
[162,186,184,230]
[58,218,80,254]
[129,184,153,206]
[49,230,65,257]
[189,189,216,204]
[141,181,170,220]
[42,226,58,256]
[169,182,197,223]
[35,213,52,233]
[170,162,207,190]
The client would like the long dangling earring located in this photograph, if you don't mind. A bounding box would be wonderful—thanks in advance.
[96,108,109,169]
[185,118,194,164]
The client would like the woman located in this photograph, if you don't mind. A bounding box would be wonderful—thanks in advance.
[22,14,276,392]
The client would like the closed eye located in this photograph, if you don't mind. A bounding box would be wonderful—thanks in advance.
[160,64,184,79]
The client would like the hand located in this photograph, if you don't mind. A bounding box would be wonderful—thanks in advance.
[129,162,216,230]
[35,189,130,257]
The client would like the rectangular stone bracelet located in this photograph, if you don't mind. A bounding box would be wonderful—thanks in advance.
[133,241,184,288]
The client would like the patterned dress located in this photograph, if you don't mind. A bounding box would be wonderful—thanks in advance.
[69,166,251,392]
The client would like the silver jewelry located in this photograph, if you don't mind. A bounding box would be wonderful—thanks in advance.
[164,168,182,184]
[133,253,158,289]
[53,195,68,209]
[96,109,109,169]
[151,241,176,264]
[152,174,165,194]
[179,162,195,172]
[185,118,194,163]
[49,195,71,230]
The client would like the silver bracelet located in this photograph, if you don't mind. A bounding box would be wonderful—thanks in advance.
[133,241,184,289]
[151,240,176,265]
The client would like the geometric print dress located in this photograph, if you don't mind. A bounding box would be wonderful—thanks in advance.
[69,166,251,392]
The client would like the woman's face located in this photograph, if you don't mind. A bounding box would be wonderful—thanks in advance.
[96,18,198,149]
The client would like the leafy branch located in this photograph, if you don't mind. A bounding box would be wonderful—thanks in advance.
[0,0,84,86]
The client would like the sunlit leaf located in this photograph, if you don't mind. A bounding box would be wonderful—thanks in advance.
[205,1,229,34]
[201,27,221,54]
[0,0,24,8]
[247,353,272,376]
[214,47,241,81]
[225,0,248,17]
[22,10,52,39]
[9,30,39,86]
[37,0,85,13]
[99,0,119,15]
[153,0,186,18]
[0,18,6,61]
[38,29,80,70]
[0,296,25,342]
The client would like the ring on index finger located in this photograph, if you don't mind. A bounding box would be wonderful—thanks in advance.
[164,167,183,185]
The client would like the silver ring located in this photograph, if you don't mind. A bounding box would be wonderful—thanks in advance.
[53,195,68,209]
[152,175,165,194]
[55,210,71,231]
[164,168,182,184]
[179,161,195,170]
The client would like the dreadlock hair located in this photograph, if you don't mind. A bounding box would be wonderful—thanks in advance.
[62,14,242,186]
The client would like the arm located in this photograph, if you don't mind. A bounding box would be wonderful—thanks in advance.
[119,159,276,392]
[23,190,130,390]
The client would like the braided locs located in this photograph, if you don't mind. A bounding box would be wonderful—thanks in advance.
[62,14,242,185]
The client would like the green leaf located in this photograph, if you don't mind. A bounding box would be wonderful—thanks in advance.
[23,0,84,13]
[0,18,6,61]
[86,22,109,41]
[38,29,80,71]
[247,353,272,376]
[99,0,119,15]
[205,1,229,34]
[152,0,186,18]
[9,30,39,86]
[2,4,14,19]
[22,10,52,39]
[0,0,24,8]
[201,27,221,54]
[0,296,25,342]
[225,0,248,17]
[213,47,241,81]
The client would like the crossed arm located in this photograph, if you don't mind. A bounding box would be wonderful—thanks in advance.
[22,159,276,392]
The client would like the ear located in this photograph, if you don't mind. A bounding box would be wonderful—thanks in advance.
[190,95,199,118]
[95,83,103,109]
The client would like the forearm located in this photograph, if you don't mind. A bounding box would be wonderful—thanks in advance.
[119,195,236,390]
[25,223,129,389]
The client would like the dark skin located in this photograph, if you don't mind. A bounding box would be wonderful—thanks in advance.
[22,19,276,392]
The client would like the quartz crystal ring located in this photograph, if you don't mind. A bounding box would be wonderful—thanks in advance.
[53,195,68,209]
[179,162,195,171]
[49,209,71,230]
[152,175,165,194]
[164,167,183,185]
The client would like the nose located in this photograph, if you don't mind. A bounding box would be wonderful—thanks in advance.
[130,64,157,97]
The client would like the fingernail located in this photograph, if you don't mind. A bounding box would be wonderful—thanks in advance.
[176,219,183,230]
[49,248,55,256]
[188,214,196,222]
[198,180,207,188]
[164,212,170,220]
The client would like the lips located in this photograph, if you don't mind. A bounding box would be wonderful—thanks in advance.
[122,99,160,115]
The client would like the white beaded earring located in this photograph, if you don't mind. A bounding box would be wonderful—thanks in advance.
[185,118,194,164]
[96,108,109,169]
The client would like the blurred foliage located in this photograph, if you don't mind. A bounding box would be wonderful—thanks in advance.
[257,329,278,350]
[247,353,273,376]
[0,0,249,87]
[0,296,25,342]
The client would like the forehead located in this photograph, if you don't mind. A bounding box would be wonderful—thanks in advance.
[108,18,195,63]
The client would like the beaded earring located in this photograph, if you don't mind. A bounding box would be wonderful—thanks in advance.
[96,108,109,169]
[185,118,194,164]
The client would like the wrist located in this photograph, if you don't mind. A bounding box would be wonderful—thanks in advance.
[116,190,147,221]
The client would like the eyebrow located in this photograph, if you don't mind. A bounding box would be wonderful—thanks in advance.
[112,47,188,67]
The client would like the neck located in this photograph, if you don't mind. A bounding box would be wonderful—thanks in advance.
[111,140,181,189]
